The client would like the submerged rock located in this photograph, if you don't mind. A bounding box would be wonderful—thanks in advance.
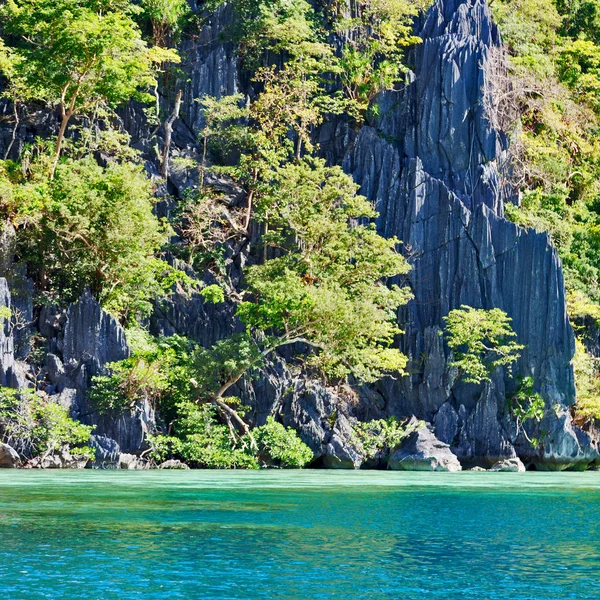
[118,453,150,470]
[89,435,121,468]
[159,460,190,470]
[388,419,462,472]
[490,458,526,472]
[0,442,20,468]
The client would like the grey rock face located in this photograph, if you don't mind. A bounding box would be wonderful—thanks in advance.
[89,435,121,468]
[490,458,526,472]
[343,0,593,468]
[389,418,462,471]
[0,442,20,468]
[62,289,130,378]
[179,3,239,138]
[56,291,155,454]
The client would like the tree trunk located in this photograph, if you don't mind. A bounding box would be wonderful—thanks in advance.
[50,110,72,180]
[4,99,19,160]
[160,89,183,179]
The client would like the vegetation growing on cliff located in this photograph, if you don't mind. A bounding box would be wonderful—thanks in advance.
[0,387,94,460]
[443,306,524,384]
[489,0,600,420]
[2,0,597,468]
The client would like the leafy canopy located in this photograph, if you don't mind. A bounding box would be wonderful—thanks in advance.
[443,306,525,384]
[1,156,178,322]
[237,157,412,383]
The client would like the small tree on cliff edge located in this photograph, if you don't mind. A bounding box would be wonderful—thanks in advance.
[443,306,524,384]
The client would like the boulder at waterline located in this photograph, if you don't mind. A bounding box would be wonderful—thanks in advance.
[490,458,526,472]
[0,442,20,468]
[388,420,462,472]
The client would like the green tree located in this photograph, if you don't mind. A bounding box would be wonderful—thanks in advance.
[330,0,430,118]
[191,158,412,448]
[0,0,178,177]
[3,156,177,322]
[141,0,190,47]
[0,387,94,460]
[443,306,525,384]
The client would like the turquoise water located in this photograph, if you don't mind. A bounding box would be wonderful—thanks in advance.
[0,472,599,599]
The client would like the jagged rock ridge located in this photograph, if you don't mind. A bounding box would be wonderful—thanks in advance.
[344,0,597,468]
[0,0,598,469]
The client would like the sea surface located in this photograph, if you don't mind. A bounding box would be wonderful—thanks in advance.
[0,471,599,599]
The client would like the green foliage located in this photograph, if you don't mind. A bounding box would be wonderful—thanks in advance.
[148,403,259,468]
[141,0,190,46]
[212,0,323,69]
[190,335,264,401]
[236,157,412,383]
[491,0,600,317]
[0,0,165,108]
[1,156,183,322]
[0,0,179,173]
[254,417,313,467]
[89,333,198,418]
[201,284,225,304]
[0,387,94,459]
[207,0,430,123]
[507,376,547,446]
[351,416,418,460]
[330,0,430,117]
[0,306,11,322]
[443,306,525,384]
[573,339,600,421]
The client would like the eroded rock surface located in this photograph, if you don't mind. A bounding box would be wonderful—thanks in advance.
[389,419,462,471]
[344,0,594,469]
[0,442,19,468]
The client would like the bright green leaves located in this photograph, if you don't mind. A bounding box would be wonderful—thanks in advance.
[201,284,225,305]
[507,376,547,446]
[350,417,420,460]
[148,405,313,468]
[491,0,600,313]
[148,403,260,468]
[140,0,190,47]
[443,306,525,384]
[236,158,412,384]
[332,0,429,118]
[573,338,600,422]
[1,0,174,110]
[6,157,175,322]
[557,39,600,112]
[0,387,95,459]
[0,0,179,173]
[254,417,313,467]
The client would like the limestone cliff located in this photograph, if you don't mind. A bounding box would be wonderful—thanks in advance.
[0,0,597,469]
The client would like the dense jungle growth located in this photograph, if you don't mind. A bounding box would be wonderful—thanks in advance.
[0,0,599,468]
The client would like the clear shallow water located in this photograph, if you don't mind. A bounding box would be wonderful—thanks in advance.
[0,471,599,599]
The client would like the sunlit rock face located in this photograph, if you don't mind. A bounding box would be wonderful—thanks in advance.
[0,0,596,468]
[345,0,595,468]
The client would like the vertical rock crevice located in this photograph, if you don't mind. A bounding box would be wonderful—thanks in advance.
[344,0,595,468]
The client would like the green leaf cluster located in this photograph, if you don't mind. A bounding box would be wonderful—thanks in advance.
[351,416,418,460]
[492,0,600,316]
[0,387,95,460]
[443,306,525,384]
[0,156,184,323]
[254,417,314,468]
